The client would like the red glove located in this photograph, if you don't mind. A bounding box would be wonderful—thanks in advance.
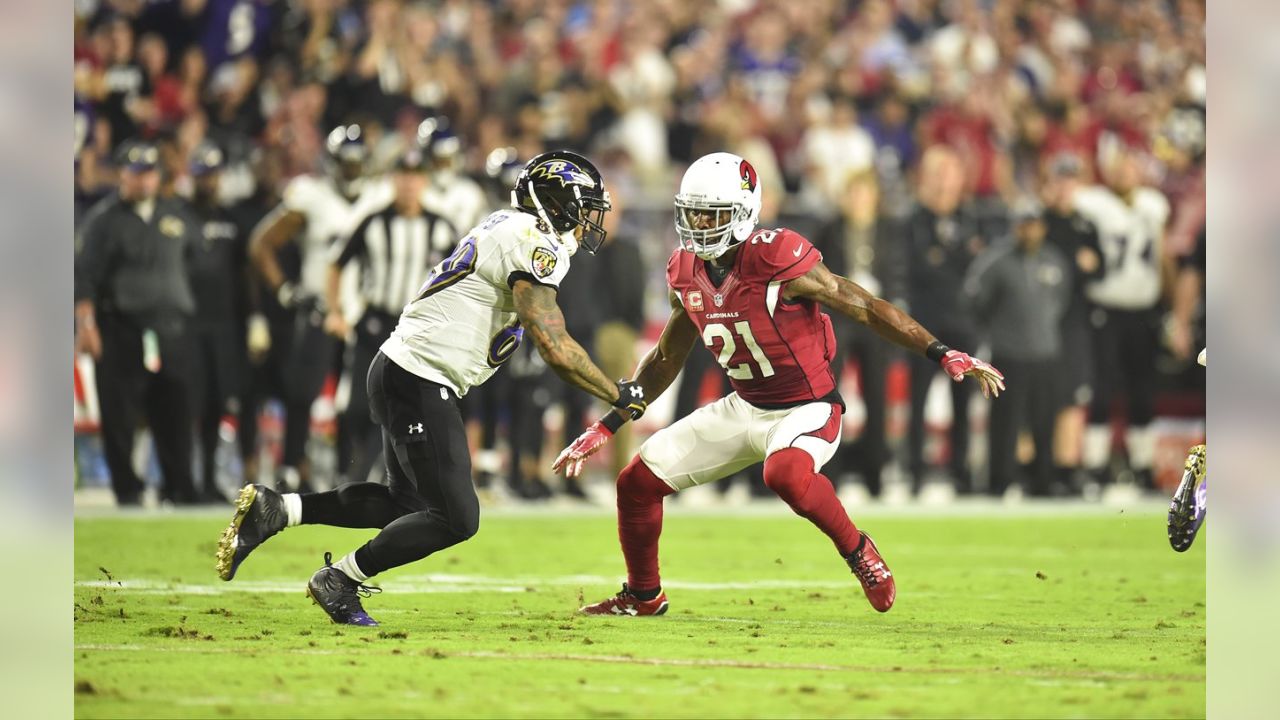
[553,421,614,478]
[941,350,1006,399]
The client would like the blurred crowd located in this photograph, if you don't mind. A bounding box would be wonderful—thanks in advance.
[73,0,1206,506]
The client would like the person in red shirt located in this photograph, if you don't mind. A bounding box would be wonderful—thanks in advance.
[555,152,1005,615]
[921,91,1006,198]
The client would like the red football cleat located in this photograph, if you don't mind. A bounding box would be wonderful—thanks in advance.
[579,584,669,616]
[846,532,895,612]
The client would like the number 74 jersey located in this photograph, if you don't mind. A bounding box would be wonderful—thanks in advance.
[667,227,839,407]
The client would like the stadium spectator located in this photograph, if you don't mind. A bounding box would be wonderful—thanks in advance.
[1075,145,1172,490]
[904,145,984,494]
[964,201,1070,497]
[185,142,249,503]
[234,148,292,487]
[1040,154,1103,492]
[75,140,200,506]
[812,170,905,499]
[800,96,876,208]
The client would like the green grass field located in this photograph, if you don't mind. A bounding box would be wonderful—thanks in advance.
[74,504,1205,718]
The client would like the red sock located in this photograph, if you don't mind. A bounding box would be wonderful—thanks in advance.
[763,447,861,555]
[616,456,674,591]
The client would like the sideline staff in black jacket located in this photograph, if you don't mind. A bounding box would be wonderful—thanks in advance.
[74,140,199,505]
[904,146,984,494]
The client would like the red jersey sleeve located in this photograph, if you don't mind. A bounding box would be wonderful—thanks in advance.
[743,228,822,283]
[665,246,684,289]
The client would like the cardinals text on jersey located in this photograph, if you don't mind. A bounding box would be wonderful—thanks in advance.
[668,227,839,407]
[379,209,573,395]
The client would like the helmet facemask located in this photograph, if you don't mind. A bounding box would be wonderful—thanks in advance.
[675,196,752,260]
[522,182,613,255]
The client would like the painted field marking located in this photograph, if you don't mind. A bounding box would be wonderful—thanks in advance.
[74,643,1203,684]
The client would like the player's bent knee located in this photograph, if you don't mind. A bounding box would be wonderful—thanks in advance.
[763,447,816,499]
[449,494,482,541]
[616,456,673,503]
[452,514,480,542]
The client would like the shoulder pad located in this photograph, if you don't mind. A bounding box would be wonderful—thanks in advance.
[740,227,821,282]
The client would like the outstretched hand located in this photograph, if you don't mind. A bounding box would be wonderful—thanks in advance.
[941,350,1006,399]
[552,421,614,478]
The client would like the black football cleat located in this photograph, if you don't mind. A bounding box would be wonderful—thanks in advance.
[216,484,288,581]
[306,552,381,626]
[1168,445,1207,552]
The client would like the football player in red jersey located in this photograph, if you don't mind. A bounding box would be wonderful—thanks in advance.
[556,152,1005,615]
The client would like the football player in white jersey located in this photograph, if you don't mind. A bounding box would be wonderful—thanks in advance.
[246,125,391,494]
[418,117,488,239]
[218,151,650,626]
[1072,145,1171,490]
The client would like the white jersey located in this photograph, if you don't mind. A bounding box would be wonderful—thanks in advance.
[380,209,575,395]
[282,174,393,299]
[421,173,488,242]
[1073,184,1169,310]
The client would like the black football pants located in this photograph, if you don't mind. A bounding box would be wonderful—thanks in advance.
[94,314,196,504]
[299,352,479,577]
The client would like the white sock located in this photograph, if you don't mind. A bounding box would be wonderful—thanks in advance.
[282,493,303,527]
[1127,425,1156,470]
[1082,425,1111,470]
[333,552,369,583]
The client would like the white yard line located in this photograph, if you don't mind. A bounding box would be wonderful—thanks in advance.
[74,643,1202,684]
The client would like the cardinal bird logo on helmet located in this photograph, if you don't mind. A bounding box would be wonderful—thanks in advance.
[739,159,758,191]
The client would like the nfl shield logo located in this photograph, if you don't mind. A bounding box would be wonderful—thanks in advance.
[713,293,724,307]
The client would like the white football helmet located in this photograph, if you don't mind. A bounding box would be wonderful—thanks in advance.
[675,152,763,260]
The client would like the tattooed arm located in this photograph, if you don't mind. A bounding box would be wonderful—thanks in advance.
[785,261,1005,398]
[513,279,620,404]
[599,290,700,426]
[783,261,937,355]
[552,291,701,475]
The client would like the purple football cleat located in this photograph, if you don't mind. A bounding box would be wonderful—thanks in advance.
[306,552,381,626]
[1168,445,1206,552]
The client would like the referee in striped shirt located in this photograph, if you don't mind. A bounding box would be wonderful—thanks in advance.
[324,149,456,484]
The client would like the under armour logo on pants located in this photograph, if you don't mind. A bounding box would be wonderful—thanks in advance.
[409,423,424,434]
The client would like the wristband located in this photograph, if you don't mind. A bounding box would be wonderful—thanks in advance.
[599,413,626,434]
[926,341,950,363]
